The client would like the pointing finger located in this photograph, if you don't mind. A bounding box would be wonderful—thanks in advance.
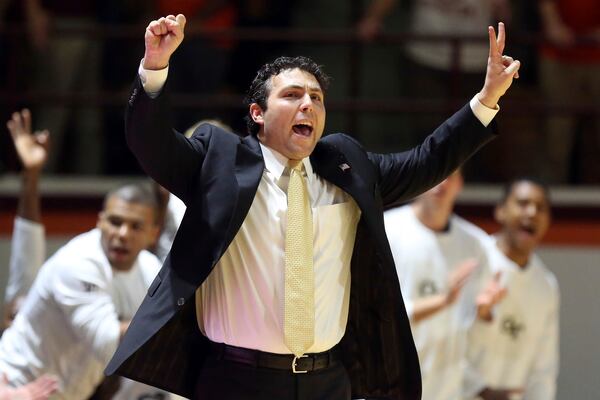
[22,109,32,134]
[488,26,498,58]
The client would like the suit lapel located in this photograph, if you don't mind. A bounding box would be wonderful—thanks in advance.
[310,140,373,213]
[228,134,264,243]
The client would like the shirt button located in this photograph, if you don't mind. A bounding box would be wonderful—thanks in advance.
[177,298,185,306]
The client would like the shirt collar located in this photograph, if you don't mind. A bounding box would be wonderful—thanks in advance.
[259,143,314,182]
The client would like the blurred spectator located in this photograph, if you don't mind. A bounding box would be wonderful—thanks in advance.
[151,0,238,132]
[384,170,508,400]
[290,0,354,136]
[467,178,559,399]
[24,0,103,174]
[226,0,296,132]
[358,0,511,147]
[99,0,153,176]
[538,0,600,184]
[0,182,161,398]
[1,109,172,399]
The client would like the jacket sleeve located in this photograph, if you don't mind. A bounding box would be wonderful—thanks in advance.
[367,103,496,207]
[125,76,212,205]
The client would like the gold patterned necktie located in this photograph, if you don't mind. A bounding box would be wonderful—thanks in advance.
[284,161,315,357]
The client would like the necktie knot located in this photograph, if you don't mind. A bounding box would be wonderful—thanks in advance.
[288,160,303,173]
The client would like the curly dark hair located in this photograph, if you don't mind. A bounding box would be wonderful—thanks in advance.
[243,56,331,135]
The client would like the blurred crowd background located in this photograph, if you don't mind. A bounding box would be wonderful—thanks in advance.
[0,0,598,184]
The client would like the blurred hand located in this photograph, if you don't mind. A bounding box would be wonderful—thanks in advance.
[477,23,521,108]
[25,4,50,50]
[490,0,512,25]
[0,373,59,400]
[544,20,576,46]
[7,109,50,174]
[479,386,524,400]
[357,17,381,42]
[445,258,478,305]
[143,14,187,70]
[476,271,508,321]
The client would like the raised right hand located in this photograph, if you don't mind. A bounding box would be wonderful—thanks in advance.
[0,373,58,400]
[445,258,478,305]
[143,14,187,70]
[476,271,508,321]
[6,109,50,174]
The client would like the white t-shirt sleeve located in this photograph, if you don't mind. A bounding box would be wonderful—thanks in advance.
[53,259,121,364]
[5,217,45,303]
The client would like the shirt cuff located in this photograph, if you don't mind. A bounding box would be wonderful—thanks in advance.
[138,59,169,99]
[469,95,499,127]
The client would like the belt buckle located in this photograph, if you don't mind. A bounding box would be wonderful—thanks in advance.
[292,354,309,374]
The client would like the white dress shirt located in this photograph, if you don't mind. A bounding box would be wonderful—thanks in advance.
[196,144,361,354]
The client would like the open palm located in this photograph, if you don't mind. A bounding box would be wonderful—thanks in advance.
[7,109,50,173]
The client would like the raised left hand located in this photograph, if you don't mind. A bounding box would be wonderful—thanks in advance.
[477,22,521,109]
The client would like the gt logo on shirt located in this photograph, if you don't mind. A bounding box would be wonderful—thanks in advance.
[418,279,438,297]
[501,315,525,340]
[82,282,98,292]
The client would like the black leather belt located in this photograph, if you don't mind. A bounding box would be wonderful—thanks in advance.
[210,342,337,374]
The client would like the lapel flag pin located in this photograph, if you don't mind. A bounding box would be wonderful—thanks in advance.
[339,163,351,172]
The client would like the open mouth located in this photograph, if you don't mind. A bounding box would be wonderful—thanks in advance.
[292,123,313,137]
[111,247,130,258]
[518,223,537,237]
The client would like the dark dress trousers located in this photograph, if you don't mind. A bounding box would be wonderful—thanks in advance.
[105,77,496,399]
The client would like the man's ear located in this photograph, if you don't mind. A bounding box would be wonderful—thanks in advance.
[494,204,504,224]
[147,224,161,249]
[249,103,264,125]
[96,211,104,229]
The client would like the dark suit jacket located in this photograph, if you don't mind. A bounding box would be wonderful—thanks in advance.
[106,77,496,399]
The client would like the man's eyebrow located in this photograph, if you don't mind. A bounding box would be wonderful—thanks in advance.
[282,84,323,93]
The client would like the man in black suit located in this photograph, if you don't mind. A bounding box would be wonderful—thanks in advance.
[106,14,520,400]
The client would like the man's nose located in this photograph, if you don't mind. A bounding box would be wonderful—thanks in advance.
[117,224,131,238]
[525,203,538,217]
[300,94,313,112]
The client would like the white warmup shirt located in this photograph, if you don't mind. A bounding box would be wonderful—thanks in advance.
[196,144,361,354]
[465,238,559,400]
[0,229,161,400]
[384,205,490,400]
